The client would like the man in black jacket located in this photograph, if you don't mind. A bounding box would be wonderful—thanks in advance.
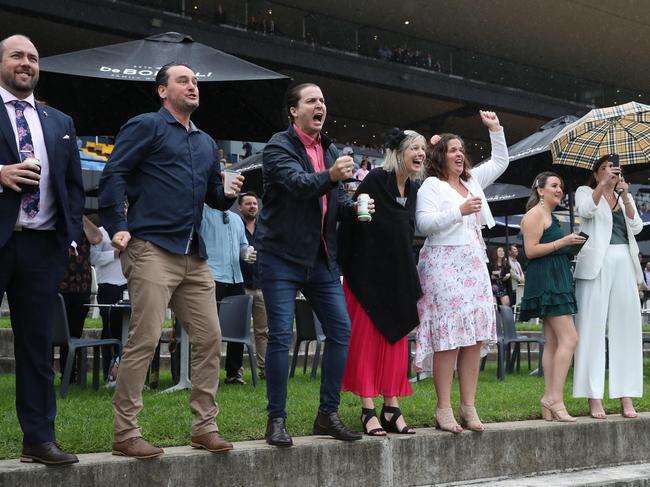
[256,83,362,446]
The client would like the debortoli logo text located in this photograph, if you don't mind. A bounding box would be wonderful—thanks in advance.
[99,66,213,77]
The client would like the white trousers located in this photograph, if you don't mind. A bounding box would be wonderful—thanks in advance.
[573,245,643,399]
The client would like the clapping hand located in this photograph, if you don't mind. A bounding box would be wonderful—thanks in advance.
[479,110,501,132]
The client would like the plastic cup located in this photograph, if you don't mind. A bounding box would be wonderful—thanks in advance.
[223,170,239,193]
[243,245,255,263]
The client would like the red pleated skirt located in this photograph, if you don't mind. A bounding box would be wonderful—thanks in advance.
[341,281,413,398]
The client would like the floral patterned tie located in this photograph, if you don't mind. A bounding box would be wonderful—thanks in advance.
[13,100,39,217]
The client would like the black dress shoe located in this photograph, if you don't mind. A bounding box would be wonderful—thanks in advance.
[21,442,79,466]
[313,411,362,441]
[265,417,293,447]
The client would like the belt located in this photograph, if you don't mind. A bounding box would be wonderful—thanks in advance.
[13,225,54,233]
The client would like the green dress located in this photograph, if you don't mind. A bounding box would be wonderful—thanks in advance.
[519,215,577,321]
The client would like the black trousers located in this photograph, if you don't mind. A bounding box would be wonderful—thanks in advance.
[215,281,245,378]
[98,282,127,379]
[0,229,67,445]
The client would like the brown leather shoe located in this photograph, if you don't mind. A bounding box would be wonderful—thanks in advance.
[21,442,79,466]
[112,437,164,459]
[190,431,233,453]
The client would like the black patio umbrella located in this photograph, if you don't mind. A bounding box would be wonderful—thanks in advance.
[478,115,588,231]
[230,152,264,195]
[484,183,530,217]
[484,115,580,187]
[37,32,290,141]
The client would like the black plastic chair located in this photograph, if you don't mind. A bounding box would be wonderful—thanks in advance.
[480,305,506,380]
[52,293,122,398]
[499,305,544,376]
[219,294,257,387]
[290,299,325,379]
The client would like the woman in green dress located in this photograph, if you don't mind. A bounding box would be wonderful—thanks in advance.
[519,172,586,422]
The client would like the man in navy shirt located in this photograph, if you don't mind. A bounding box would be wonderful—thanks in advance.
[99,63,242,459]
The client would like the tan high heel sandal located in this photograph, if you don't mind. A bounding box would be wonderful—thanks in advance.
[540,399,576,422]
[620,399,638,419]
[459,405,485,432]
[435,408,463,433]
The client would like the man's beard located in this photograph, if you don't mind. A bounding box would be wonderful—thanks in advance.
[1,71,38,96]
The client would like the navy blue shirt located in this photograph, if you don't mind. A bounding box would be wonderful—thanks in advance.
[98,108,235,259]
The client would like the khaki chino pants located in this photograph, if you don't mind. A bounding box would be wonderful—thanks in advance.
[245,287,268,372]
[113,238,221,442]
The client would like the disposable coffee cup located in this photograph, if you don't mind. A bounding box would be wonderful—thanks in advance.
[357,193,371,222]
[223,170,239,193]
[243,245,255,263]
[20,156,41,193]
[122,290,129,302]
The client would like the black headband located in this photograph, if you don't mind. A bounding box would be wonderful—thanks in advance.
[384,127,407,151]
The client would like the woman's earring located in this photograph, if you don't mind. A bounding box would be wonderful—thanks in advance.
[539,196,545,206]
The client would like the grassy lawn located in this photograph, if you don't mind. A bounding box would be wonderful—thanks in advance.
[2,361,650,460]
[0,317,172,329]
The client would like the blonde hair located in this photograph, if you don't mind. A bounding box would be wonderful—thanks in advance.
[381,130,425,178]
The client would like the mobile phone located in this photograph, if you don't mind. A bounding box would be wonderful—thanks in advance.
[569,232,589,255]
[609,154,620,168]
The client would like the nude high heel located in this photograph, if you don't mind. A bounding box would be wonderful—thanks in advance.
[541,399,576,422]
[459,405,485,432]
[435,408,463,434]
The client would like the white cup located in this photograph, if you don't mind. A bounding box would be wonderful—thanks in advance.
[122,290,129,301]
[357,193,371,222]
[223,170,239,193]
[243,245,255,263]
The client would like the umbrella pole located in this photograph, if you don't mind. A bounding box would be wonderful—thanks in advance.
[505,215,509,247]
[568,182,575,233]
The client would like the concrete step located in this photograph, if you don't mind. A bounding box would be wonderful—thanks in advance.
[1,415,650,487]
[440,463,650,486]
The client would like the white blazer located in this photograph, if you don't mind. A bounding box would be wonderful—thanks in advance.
[416,129,508,246]
[574,185,643,284]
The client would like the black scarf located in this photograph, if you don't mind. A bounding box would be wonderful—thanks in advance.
[337,168,422,343]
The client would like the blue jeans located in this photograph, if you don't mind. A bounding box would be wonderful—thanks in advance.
[259,251,351,419]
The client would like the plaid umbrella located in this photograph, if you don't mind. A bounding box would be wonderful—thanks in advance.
[550,101,650,170]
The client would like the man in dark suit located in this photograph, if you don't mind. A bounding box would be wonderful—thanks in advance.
[0,34,84,466]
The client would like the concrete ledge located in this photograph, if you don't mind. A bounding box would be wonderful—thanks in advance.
[2,414,650,487]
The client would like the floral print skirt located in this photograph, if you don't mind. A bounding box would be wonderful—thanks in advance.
[414,230,496,372]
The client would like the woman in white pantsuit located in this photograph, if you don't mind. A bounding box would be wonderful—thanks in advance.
[573,154,644,419]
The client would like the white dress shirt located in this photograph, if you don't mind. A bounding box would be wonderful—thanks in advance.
[90,227,127,286]
[0,84,56,229]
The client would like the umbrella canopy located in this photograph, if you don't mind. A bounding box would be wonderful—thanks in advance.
[230,152,264,195]
[37,32,290,141]
[484,183,530,217]
[550,101,650,170]
[478,115,579,186]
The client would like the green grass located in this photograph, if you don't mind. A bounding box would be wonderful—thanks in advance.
[0,317,173,329]
[2,361,650,460]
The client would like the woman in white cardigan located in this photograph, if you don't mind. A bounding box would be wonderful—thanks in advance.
[415,111,507,433]
[573,154,644,419]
